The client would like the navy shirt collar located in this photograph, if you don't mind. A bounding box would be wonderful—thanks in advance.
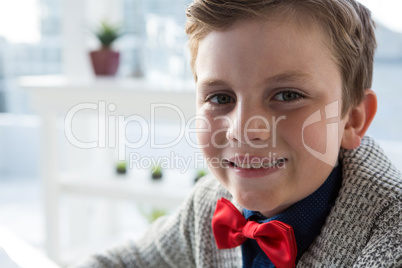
[242,164,343,267]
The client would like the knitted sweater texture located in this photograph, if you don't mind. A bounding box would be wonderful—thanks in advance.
[73,136,402,267]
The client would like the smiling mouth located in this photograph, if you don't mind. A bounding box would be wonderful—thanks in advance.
[224,158,287,169]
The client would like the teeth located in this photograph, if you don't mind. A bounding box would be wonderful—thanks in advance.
[235,158,285,169]
[251,163,262,169]
[262,162,274,168]
[239,163,251,169]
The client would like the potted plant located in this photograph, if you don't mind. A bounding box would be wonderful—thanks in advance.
[116,161,127,175]
[90,20,124,76]
[151,164,163,180]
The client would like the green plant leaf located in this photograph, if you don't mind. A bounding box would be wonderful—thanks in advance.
[151,164,162,174]
[92,20,124,47]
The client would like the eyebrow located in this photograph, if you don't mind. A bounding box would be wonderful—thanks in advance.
[199,79,228,87]
[263,72,313,86]
[198,71,313,89]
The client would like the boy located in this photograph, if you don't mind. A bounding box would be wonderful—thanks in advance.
[73,0,401,267]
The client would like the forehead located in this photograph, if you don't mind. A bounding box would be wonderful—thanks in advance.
[195,17,339,89]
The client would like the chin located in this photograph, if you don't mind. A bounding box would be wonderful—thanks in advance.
[233,189,276,211]
[234,190,293,219]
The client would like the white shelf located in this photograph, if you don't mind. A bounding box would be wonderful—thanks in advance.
[18,75,198,264]
[59,169,195,209]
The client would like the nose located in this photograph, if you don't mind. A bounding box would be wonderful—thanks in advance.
[226,102,271,144]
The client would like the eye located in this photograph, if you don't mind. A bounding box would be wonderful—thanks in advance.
[209,94,235,105]
[273,90,304,102]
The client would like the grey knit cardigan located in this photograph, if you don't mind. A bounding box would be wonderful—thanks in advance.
[73,136,402,267]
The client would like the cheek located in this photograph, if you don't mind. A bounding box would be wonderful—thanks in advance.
[281,108,333,154]
[276,114,308,148]
[196,121,217,163]
[277,112,329,162]
[195,111,212,148]
[196,127,210,151]
[196,113,229,149]
[196,128,225,182]
[302,121,329,154]
[295,114,343,167]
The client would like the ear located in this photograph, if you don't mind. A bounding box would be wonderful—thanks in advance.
[341,89,377,150]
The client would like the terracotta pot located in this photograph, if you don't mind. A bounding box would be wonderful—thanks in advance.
[90,48,120,76]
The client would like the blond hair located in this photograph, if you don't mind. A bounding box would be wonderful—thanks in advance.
[185,0,376,116]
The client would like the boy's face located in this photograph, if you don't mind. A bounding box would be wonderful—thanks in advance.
[195,18,350,217]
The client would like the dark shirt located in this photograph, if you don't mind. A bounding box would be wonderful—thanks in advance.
[242,164,343,267]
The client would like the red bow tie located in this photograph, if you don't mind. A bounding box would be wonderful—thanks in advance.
[212,198,297,268]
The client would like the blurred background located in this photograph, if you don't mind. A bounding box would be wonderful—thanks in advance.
[0,0,401,267]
